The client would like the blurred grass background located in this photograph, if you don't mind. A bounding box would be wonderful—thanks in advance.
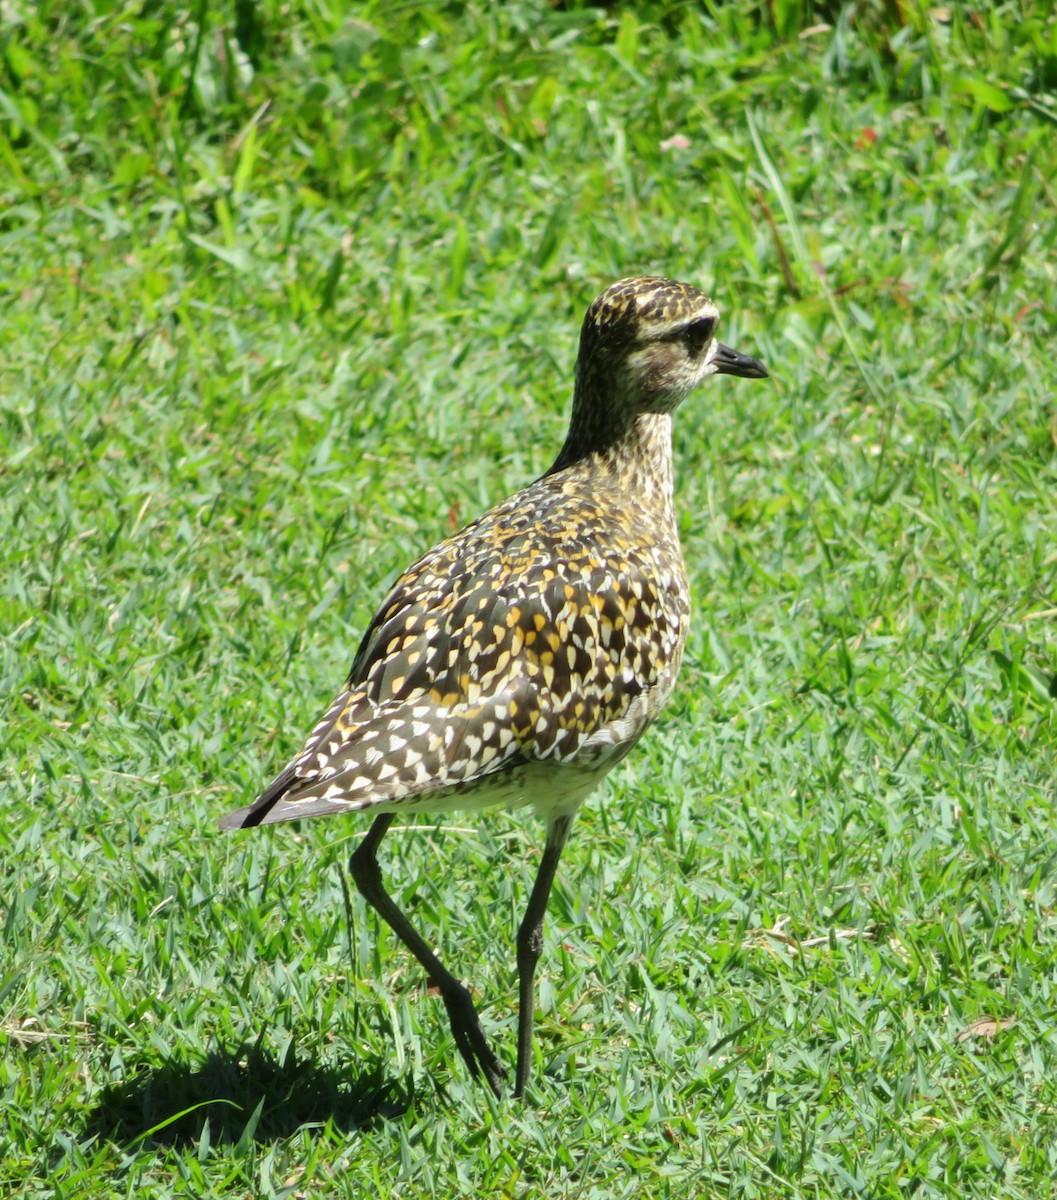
[2,1,1057,1196]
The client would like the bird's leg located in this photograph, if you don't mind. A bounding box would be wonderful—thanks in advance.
[349,813,507,1097]
[514,813,574,1099]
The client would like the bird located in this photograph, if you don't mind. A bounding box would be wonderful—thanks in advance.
[219,275,768,1098]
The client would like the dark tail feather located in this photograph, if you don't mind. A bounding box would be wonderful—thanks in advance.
[218,765,300,830]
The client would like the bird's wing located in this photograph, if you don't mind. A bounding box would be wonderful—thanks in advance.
[220,494,685,829]
[217,687,535,827]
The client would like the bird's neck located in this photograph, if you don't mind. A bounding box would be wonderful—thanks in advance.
[547,410,676,510]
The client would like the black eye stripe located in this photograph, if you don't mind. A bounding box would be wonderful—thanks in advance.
[678,317,715,354]
[638,316,717,354]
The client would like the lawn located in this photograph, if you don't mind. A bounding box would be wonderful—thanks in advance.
[3,1,1057,1196]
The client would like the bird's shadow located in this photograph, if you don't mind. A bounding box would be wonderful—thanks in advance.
[83,1038,413,1147]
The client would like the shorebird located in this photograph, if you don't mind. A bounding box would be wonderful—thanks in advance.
[219,276,768,1097]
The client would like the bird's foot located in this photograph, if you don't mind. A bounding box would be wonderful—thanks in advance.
[440,981,507,1098]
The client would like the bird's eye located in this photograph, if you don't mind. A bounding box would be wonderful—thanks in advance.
[679,317,715,357]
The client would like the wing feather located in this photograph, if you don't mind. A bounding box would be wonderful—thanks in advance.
[220,482,689,830]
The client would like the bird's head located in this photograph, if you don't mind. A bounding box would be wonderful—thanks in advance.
[575,275,768,419]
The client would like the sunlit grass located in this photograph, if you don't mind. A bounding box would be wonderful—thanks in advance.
[3,1,1056,1196]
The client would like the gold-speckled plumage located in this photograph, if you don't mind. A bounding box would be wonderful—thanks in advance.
[220,275,768,1098]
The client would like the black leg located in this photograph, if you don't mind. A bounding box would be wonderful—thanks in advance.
[349,813,507,1097]
[514,813,574,1098]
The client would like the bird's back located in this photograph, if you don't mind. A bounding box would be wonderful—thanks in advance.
[220,453,690,829]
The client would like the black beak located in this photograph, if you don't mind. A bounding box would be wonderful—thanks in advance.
[713,342,768,379]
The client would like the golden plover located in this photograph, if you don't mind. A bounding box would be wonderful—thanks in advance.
[220,276,768,1098]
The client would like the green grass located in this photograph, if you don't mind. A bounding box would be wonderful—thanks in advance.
[3,0,1057,1195]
